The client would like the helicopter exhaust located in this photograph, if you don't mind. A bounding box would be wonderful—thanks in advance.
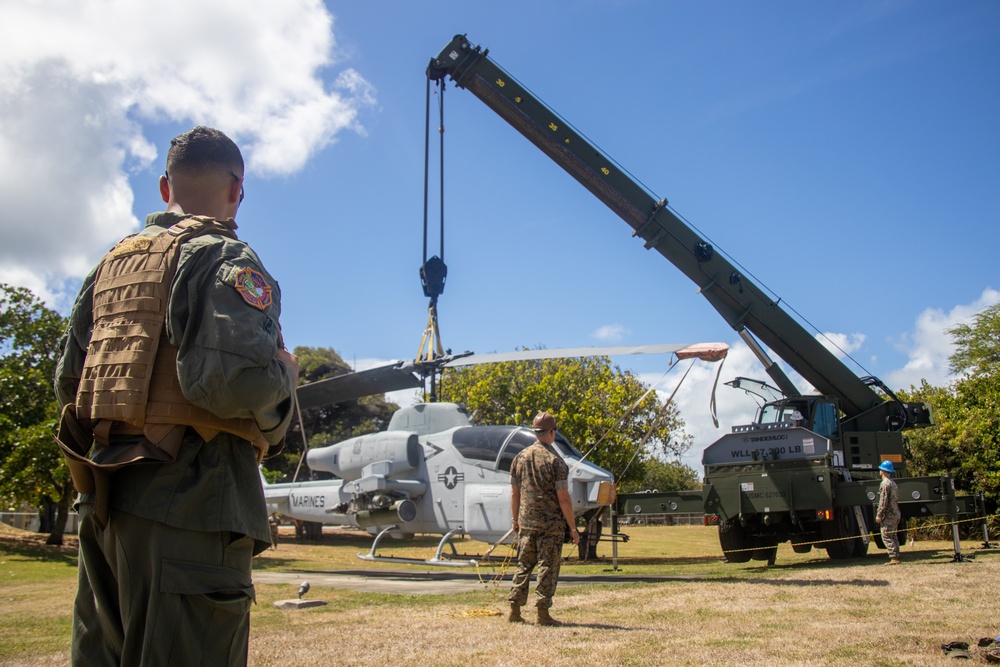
[353,499,418,529]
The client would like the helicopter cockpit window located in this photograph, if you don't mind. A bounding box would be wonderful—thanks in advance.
[452,426,513,467]
[553,433,583,459]
[497,430,536,473]
[495,430,583,473]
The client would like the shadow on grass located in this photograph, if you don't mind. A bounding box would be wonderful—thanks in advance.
[582,555,724,567]
[715,576,889,587]
[522,621,645,631]
[0,532,78,566]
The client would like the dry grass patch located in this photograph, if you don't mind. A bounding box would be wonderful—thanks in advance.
[2,522,998,665]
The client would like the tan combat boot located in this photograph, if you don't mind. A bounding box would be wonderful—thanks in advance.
[887,557,901,565]
[507,603,525,623]
[536,607,562,627]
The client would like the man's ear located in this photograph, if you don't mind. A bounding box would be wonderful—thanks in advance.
[229,176,243,205]
[159,174,170,203]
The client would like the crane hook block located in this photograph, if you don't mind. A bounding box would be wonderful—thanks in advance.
[420,256,448,299]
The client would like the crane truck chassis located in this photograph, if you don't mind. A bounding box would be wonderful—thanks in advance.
[427,34,985,563]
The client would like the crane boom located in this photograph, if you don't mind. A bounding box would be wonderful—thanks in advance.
[429,35,928,430]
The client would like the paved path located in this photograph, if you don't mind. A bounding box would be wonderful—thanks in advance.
[253,568,699,595]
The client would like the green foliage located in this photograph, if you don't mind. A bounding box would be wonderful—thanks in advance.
[621,457,701,494]
[263,346,399,482]
[0,284,70,510]
[437,354,692,489]
[899,303,1000,514]
[947,303,1000,377]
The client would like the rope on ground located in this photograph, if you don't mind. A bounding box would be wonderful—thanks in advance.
[444,534,518,618]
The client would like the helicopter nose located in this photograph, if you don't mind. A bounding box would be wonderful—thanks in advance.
[582,479,616,506]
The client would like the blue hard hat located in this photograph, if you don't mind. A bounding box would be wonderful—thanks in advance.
[879,460,895,474]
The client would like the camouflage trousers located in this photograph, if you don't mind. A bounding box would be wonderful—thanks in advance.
[508,529,564,609]
[880,516,900,558]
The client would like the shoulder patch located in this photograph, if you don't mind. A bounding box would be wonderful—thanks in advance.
[233,267,273,311]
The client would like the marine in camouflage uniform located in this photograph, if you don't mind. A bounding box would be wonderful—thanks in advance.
[54,127,297,666]
[876,460,902,564]
[508,412,580,626]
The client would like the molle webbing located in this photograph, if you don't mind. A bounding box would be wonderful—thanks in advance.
[75,217,269,460]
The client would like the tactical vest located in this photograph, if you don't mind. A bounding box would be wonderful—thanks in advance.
[75,216,271,463]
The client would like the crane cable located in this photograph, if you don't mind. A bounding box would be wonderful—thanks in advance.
[416,72,450,402]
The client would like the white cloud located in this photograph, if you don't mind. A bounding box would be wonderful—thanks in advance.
[647,339,766,472]
[591,323,628,342]
[886,287,1000,390]
[0,0,373,301]
[817,331,866,358]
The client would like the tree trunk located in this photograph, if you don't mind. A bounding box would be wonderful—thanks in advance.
[45,482,73,546]
[38,496,57,533]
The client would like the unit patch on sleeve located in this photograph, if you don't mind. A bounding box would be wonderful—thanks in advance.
[233,267,273,310]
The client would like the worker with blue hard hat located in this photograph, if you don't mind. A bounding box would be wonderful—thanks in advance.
[876,460,901,564]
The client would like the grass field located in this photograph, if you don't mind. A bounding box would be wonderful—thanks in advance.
[2,521,998,666]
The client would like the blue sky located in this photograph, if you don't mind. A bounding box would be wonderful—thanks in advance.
[1,1,998,469]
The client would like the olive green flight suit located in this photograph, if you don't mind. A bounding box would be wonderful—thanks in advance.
[55,211,295,666]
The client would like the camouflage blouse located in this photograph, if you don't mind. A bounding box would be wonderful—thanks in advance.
[877,476,901,523]
[510,441,569,533]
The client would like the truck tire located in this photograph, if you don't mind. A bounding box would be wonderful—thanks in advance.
[822,507,862,560]
[751,536,778,562]
[853,533,870,557]
[791,540,813,554]
[719,519,752,563]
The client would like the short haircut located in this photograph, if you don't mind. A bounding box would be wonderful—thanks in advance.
[166,126,244,178]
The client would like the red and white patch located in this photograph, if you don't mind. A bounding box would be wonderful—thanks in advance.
[233,267,273,310]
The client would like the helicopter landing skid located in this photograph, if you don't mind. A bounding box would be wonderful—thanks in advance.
[357,527,479,567]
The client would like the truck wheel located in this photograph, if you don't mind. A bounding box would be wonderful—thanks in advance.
[822,507,861,559]
[751,537,778,562]
[719,519,752,563]
[791,540,813,554]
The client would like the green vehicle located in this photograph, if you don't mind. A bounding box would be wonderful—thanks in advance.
[428,35,983,562]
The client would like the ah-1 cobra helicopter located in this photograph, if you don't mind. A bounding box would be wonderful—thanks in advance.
[262,343,727,565]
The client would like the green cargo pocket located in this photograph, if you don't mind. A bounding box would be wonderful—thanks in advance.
[150,555,255,666]
[160,557,256,608]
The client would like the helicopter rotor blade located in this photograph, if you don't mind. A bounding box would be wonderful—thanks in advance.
[444,342,728,367]
[296,361,424,410]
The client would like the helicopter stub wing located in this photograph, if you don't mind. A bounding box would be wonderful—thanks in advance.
[296,361,423,410]
[443,342,728,367]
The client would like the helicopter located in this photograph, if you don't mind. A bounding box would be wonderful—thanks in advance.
[262,342,728,565]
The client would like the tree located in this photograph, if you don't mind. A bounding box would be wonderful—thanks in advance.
[436,354,692,490]
[626,457,700,494]
[948,304,1000,378]
[896,381,965,478]
[263,346,401,482]
[0,284,72,545]
[899,303,1000,516]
